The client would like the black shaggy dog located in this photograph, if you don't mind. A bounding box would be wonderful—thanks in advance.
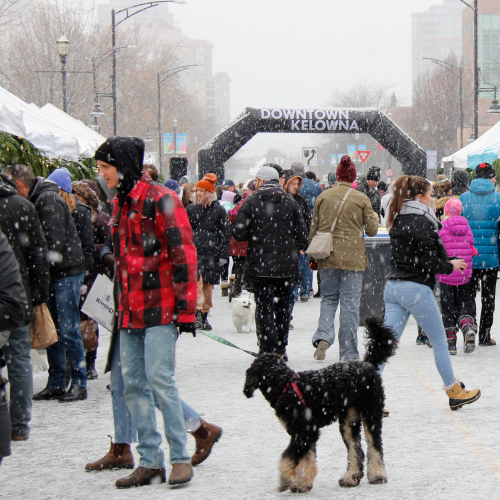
[243,316,398,493]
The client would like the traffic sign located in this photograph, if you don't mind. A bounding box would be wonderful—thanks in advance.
[386,168,394,178]
[302,147,318,167]
[357,150,372,164]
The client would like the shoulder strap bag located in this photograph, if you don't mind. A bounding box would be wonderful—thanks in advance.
[306,188,353,260]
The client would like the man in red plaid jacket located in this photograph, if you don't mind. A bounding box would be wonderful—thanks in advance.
[95,137,198,488]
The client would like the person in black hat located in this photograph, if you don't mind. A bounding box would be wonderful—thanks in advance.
[356,166,381,217]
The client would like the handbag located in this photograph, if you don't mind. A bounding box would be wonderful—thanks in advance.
[30,303,58,349]
[80,319,98,353]
[306,188,353,260]
[81,274,115,331]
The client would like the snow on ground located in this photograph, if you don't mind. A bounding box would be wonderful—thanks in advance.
[2,278,500,500]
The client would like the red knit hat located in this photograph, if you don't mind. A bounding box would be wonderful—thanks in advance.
[196,173,217,193]
[336,155,356,183]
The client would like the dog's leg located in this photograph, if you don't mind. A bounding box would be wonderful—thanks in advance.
[361,414,387,484]
[338,408,364,487]
[278,434,318,493]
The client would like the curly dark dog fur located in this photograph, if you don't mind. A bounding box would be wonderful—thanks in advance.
[243,316,398,493]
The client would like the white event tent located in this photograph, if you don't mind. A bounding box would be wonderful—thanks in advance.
[0,85,105,161]
[442,119,500,169]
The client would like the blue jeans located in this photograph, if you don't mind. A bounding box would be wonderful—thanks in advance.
[312,269,363,360]
[292,254,313,299]
[382,280,455,386]
[110,330,200,444]
[2,324,32,437]
[46,274,87,389]
[120,324,191,468]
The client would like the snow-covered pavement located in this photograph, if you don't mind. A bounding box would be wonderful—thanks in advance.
[2,281,500,500]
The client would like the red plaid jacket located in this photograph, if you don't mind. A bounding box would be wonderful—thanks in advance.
[110,174,198,329]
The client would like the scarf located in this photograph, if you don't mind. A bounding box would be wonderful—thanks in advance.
[399,200,442,231]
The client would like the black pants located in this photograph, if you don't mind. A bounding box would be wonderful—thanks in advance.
[469,268,498,335]
[440,283,475,330]
[220,257,230,282]
[231,256,245,296]
[252,277,293,355]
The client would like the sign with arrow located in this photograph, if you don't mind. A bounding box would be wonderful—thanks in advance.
[357,150,372,164]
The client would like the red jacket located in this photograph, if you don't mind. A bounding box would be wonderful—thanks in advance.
[111,174,198,329]
[228,197,248,256]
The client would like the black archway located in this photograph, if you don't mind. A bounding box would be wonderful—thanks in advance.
[198,107,426,180]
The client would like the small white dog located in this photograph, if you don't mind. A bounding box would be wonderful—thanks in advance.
[232,294,256,333]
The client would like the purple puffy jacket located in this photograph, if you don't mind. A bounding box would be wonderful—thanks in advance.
[436,215,476,286]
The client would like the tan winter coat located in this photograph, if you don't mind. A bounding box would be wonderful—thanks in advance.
[309,181,379,271]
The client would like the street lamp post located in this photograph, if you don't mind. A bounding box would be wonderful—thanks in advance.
[172,118,178,157]
[460,0,478,140]
[415,57,464,148]
[56,35,70,113]
[111,1,186,136]
[157,65,200,174]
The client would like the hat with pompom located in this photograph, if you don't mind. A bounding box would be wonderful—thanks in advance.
[476,162,495,179]
[336,155,357,183]
[196,173,217,193]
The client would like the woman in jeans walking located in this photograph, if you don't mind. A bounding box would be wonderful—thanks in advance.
[383,175,481,411]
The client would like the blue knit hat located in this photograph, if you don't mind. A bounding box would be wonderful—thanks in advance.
[47,167,72,193]
[165,179,179,192]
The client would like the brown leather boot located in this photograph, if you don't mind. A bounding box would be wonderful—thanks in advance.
[189,419,222,466]
[115,466,166,488]
[168,463,193,485]
[85,436,134,471]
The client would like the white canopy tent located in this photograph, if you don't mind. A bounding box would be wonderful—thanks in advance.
[442,119,500,169]
[0,85,105,161]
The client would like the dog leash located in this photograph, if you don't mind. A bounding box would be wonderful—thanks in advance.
[197,330,258,357]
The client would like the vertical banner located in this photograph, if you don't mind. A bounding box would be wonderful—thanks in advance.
[426,151,438,169]
[163,133,187,154]
[330,154,337,167]
[347,145,356,159]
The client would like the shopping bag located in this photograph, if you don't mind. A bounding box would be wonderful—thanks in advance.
[81,274,115,331]
[30,303,58,349]
[80,319,98,353]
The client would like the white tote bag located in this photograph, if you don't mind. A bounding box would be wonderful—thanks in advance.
[81,274,115,331]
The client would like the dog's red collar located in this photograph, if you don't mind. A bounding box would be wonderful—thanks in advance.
[276,374,308,409]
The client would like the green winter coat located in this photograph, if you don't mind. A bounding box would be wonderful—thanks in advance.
[308,181,378,271]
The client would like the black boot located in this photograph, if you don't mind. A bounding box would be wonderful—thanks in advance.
[86,351,98,380]
[201,312,212,331]
[459,316,476,354]
[33,386,66,401]
[195,310,204,330]
[416,326,427,345]
[58,385,87,403]
[446,329,457,355]
[479,328,496,346]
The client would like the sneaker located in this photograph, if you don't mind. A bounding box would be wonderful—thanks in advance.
[313,340,329,360]
[300,297,309,302]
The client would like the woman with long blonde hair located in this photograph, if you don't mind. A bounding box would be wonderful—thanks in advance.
[186,174,230,330]
[383,175,480,411]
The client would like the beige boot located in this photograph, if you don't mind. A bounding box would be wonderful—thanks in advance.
[445,380,481,411]
[168,463,193,485]
[314,340,329,360]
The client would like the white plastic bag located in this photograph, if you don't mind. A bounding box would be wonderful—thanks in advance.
[81,274,115,331]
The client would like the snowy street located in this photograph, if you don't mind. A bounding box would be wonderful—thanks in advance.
[2,281,500,500]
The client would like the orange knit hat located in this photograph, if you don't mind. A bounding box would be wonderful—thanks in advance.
[196,173,217,193]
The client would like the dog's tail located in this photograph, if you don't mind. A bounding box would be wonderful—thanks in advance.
[363,316,399,370]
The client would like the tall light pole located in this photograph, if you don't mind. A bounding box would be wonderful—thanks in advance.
[172,118,178,156]
[56,35,70,113]
[415,57,464,148]
[111,0,186,136]
[157,65,200,174]
[460,0,478,140]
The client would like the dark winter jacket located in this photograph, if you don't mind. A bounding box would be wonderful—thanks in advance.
[233,181,309,282]
[452,170,470,197]
[0,175,49,322]
[72,201,94,284]
[186,201,230,285]
[0,227,28,331]
[28,177,85,282]
[356,178,381,217]
[299,176,323,212]
[387,213,453,289]
[92,210,111,280]
[460,178,500,269]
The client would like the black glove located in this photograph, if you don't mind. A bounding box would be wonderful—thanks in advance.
[177,322,196,337]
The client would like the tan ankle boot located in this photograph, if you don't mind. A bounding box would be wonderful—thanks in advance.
[116,466,166,488]
[168,463,193,485]
[445,380,481,411]
[189,419,222,466]
[85,436,134,471]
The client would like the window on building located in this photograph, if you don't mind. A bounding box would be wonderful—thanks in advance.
[206,90,215,97]
[206,99,215,106]
[206,81,215,88]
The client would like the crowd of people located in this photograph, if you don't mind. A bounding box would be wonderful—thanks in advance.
[0,135,494,488]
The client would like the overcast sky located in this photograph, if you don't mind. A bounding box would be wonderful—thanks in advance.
[172,0,447,117]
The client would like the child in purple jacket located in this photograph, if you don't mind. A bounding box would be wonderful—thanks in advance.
[437,198,478,354]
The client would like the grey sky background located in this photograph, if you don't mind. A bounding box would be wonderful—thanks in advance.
[172,0,443,116]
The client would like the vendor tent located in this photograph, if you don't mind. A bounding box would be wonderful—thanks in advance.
[442,119,500,169]
[0,85,105,161]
